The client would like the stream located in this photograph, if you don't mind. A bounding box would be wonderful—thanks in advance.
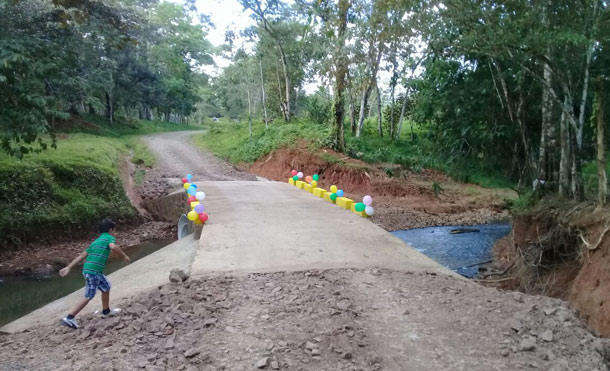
[392,223,511,278]
[0,238,174,328]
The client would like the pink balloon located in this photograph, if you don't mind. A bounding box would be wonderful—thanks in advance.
[363,195,373,206]
[199,212,209,223]
[291,170,298,176]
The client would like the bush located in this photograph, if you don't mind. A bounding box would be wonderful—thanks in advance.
[0,134,136,248]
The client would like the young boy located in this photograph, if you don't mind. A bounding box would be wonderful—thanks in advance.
[58,219,130,329]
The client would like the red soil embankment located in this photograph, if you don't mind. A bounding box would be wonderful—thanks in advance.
[248,146,513,231]
[493,203,610,337]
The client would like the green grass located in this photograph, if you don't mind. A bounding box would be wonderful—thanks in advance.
[0,114,201,247]
[195,117,514,190]
[195,118,329,164]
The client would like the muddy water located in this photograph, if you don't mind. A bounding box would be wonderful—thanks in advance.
[392,223,511,278]
[0,239,173,327]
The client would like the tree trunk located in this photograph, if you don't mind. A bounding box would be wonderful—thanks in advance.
[539,50,554,182]
[259,59,268,128]
[245,75,253,138]
[596,78,607,205]
[559,96,571,197]
[347,72,356,135]
[389,57,398,139]
[332,0,350,152]
[397,91,408,139]
[376,82,383,138]
[275,58,285,120]
[277,43,291,121]
[88,103,95,115]
[105,91,113,125]
[356,44,383,137]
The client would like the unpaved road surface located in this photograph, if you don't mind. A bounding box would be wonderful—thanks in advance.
[1,132,609,370]
[1,269,609,371]
[142,131,256,182]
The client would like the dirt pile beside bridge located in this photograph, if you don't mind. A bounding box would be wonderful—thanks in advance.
[2,268,609,370]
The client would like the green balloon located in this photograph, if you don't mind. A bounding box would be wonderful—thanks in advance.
[293,175,299,181]
[355,202,365,212]
[313,174,319,181]
[330,193,337,201]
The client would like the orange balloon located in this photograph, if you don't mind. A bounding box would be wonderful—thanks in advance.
[305,176,313,183]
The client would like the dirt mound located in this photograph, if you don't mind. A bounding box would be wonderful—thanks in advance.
[2,268,609,370]
[491,201,610,337]
[249,146,513,231]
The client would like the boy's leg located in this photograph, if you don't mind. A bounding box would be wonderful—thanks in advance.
[101,290,110,311]
[69,298,91,317]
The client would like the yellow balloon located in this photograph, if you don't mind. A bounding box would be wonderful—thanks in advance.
[194,218,202,225]
[190,201,200,209]
[187,210,198,221]
[330,185,338,193]
[311,180,318,188]
[184,182,191,190]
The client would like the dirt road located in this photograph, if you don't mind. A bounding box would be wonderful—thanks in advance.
[1,132,608,371]
[141,131,257,182]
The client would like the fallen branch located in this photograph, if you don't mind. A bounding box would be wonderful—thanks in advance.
[462,259,493,269]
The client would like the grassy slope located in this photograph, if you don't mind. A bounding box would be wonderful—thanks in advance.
[0,115,202,247]
[195,118,513,189]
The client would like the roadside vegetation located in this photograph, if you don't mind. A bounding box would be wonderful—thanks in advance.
[0,115,202,249]
[195,118,514,190]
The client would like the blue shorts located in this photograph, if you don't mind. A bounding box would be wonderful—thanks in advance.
[83,273,111,299]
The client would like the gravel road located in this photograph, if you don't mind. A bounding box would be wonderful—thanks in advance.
[141,131,257,182]
[1,269,609,371]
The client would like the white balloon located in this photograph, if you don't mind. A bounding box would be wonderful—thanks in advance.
[196,191,206,201]
[297,172,304,179]
[365,206,374,216]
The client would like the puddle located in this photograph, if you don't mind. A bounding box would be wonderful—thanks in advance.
[0,238,174,327]
[392,223,511,278]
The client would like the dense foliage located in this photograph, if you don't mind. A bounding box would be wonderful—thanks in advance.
[208,0,610,203]
[0,0,211,157]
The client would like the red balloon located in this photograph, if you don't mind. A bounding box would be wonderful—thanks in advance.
[181,177,188,184]
[199,212,209,223]
[187,196,197,203]
[291,170,297,176]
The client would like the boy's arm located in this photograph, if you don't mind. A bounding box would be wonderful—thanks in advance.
[110,243,130,263]
[59,250,88,277]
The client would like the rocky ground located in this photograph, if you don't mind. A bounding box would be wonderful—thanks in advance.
[1,268,609,371]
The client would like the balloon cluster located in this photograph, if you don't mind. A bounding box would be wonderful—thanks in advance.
[291,170,320,188]
[289,169,375,217]
[356,195,375,216]
[181,173,209,224]
[328,185,345,202]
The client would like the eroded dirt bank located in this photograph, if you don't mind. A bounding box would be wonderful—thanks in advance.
[2,269,609,371]
[492,202,610,337]
[248,147,513,231]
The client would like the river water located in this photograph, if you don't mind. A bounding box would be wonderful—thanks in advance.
[0,238,174,328]
[392,223,511,278]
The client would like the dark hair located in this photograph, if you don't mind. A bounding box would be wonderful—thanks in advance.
[99,219,116,233]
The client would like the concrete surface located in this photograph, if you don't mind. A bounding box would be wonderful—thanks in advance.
[1,235,198,334]
[191,181,456,276]
[3,180,456,334]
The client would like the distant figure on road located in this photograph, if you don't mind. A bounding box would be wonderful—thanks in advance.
[58,219,130,329]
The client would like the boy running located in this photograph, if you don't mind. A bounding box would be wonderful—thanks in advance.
[58,219,130,329]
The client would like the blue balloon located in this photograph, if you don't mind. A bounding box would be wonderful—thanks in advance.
[191,183,197,188]
[187,186,197,196]
[186,173,193,181]
[337,190,344,197]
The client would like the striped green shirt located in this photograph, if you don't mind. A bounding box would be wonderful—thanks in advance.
[82,233,116,274]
